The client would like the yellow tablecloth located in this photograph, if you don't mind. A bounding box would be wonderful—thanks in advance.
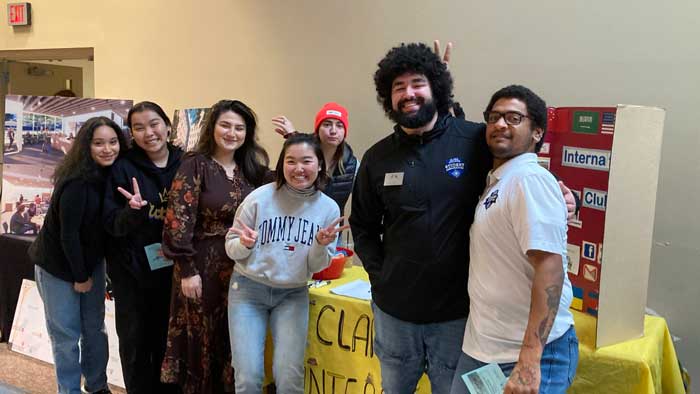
[568,309,685,394]
[305,266,685,394]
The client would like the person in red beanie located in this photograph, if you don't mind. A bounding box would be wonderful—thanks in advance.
[272,103,358,236]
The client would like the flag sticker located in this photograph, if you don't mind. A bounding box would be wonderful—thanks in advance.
[601,112,615,134]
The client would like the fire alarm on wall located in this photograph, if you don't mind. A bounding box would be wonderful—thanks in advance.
[8,3,31,26]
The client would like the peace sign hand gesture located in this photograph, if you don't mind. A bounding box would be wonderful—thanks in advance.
[117,177,148,210]
[433,39,453,68]
[315,217,351,246]
[229,219,258,249]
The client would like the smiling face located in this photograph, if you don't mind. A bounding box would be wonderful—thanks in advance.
[130,109,169,155]
[282,142,320,190]
[317,119,345,148]
[90,125,120,167]
[213,110,246,156]
[486,98,542,166]
[389,72,437,130]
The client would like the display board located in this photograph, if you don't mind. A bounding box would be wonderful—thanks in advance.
[171,108,210,152]
[539,105,665,347]
[9,279,125,388]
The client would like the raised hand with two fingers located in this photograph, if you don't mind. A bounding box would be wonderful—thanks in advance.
[315,216,351,246]
[229,219,259,249]
[433,39,453,67]
[117,177,148,210]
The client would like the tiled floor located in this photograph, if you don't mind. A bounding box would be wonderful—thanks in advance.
[0,343,125,394]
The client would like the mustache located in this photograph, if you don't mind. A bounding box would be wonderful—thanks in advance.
[398,97,425,108]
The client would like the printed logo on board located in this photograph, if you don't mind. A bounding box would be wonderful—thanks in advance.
[582,241,596,261]
[583,264,599,282]
[444,157,465,178]
[562,146,611,172]
[582,188,607,211]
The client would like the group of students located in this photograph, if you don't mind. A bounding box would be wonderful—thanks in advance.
[28,40,579,394]
[28,99,356,394]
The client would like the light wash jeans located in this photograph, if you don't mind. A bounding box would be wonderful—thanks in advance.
[449,325,579,394]
[34,262,109,394]
[228,271,309,394]
[372,302,467,394]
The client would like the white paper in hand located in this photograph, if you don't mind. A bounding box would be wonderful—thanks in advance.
[461,363,507,394]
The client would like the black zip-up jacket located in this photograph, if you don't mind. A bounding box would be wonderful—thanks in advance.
[350,115,491,323]
[30,173,109,283]
[103,144,183,286]
[323,143,358,213]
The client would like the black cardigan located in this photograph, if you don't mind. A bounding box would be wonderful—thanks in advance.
[30,176,108,283]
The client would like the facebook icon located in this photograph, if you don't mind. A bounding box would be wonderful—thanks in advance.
[582,241,596,261]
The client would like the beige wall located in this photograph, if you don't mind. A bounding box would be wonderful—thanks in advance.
[31,59,94,97]
[8,61,83,96]
[2,0,699,382]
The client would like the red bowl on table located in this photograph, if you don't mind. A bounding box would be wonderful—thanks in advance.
[312,247,354,280]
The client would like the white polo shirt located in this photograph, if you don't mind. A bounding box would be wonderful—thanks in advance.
[462,153,574,363]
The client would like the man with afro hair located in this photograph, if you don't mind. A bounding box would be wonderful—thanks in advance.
[350,42,491,393]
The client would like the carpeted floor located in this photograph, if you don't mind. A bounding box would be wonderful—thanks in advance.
[0,343,125,394]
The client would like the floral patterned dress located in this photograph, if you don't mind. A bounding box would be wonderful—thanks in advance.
[161,153,257,393]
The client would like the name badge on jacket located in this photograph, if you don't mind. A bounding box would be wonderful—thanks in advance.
[383,172,404,186]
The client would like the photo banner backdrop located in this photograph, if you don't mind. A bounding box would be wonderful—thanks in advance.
[539,105,665,347]
[1,95,133,235]
[171,108,211,152]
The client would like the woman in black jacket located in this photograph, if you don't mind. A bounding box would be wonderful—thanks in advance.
[102,101,183,394]
[31,116,128,394]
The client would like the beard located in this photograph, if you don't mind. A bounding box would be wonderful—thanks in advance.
[388,97,438,129]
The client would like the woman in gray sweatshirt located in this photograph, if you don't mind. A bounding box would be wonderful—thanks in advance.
[225,133,347,393]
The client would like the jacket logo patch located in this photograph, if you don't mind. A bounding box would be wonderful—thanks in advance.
[484,190,499,209]
[444,157,465,178]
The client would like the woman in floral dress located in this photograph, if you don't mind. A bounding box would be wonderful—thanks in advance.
[161,100,271,393]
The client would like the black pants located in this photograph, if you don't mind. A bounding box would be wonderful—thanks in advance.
[109,261,180,394]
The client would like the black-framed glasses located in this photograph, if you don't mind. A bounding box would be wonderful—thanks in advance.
[483,111,531,125]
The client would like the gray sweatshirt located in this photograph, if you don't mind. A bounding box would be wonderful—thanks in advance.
[225,183,340,288]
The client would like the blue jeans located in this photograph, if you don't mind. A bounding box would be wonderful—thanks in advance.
[449,325,579,394]
[228,271,309,394]
[372,303,466,394]
[34,263,109,394]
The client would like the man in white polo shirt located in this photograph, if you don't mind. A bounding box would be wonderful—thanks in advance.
[450,85,578,394]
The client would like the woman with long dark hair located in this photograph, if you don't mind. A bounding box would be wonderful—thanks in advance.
[160,100,271,393]
[102,101,183,394]
[30,116,128,394]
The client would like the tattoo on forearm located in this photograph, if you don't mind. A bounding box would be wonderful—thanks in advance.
[536,284,562,347]
[513,364,537,386]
